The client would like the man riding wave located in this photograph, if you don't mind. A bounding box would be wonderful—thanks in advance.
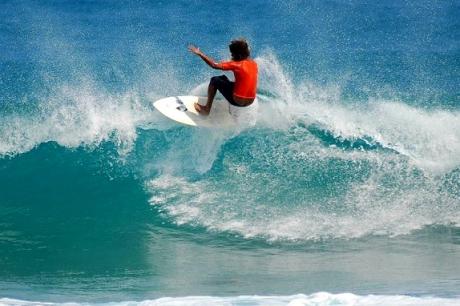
[188,39,258,118]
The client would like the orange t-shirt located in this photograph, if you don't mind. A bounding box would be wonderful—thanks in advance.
[217,59,258,99]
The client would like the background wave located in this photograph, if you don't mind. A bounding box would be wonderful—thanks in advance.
[2,292,460,306]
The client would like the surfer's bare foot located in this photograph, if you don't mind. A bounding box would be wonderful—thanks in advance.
[194,103,210,116]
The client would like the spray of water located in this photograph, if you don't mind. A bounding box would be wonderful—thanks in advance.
[147,51,460,241]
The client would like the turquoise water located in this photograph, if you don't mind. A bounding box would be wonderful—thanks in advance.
[0,1,459,305]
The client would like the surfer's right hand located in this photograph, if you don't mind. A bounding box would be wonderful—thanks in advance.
[188,45,201,55]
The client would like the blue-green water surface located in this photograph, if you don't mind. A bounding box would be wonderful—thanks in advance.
[0,1,459,305]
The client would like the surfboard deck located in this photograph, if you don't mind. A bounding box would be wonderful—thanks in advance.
[153,96,236,127]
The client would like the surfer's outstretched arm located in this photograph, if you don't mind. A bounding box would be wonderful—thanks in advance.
[188,45,222,70]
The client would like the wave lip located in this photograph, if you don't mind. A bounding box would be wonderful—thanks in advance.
[255,51,460,175]
[0,84,154,158]
[2,292,460,306]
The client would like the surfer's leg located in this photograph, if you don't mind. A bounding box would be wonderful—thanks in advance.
[195,75,233,115]
[214,75,236,106]
[194,76,219,115]
[194,84,214,115]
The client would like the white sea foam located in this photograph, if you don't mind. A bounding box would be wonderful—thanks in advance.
[255,51,460,174]
[1,292,460,306]
[147,111,459,240]
[0,83,156,158]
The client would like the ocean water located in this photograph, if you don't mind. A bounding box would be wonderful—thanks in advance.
[0,0,459,305]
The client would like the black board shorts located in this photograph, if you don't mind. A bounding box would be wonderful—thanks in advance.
[210,75,242,107]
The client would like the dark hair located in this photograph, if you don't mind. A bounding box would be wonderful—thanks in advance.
[229,39,250,61]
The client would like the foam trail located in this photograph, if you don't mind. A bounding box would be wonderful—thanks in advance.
[154,129,234,175]
[149,82,252,174]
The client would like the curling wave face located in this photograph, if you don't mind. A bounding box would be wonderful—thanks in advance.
[0,52,459,242]
[147,52,460,241]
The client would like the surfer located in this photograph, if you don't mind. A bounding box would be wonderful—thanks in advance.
[188,39,258,116]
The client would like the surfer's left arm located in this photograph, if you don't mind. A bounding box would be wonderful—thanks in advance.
[188,45,222,70]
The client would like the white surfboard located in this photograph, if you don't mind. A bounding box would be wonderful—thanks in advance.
[153,96,236,127]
